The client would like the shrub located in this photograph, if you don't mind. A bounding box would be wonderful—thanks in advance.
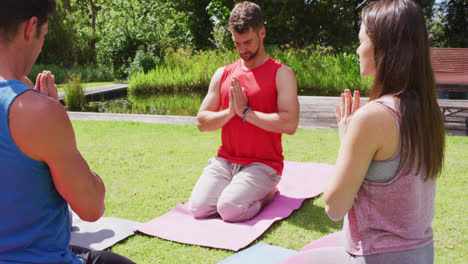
[126,49,161,77]
[64,74,86,111]
[128,48,237,96]
[128,47,372,97]
[96,1,191,79]
[269,45,372,95]
[28,64,115,84]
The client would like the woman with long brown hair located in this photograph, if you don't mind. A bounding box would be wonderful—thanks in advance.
[280,0,444,263]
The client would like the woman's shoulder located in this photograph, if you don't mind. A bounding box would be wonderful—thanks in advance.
[348,100,397,138]
[346,99,400,160]
[353,100,396,128]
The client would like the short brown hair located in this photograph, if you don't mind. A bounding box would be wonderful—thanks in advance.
[229,1,263,33]
[0,0,56,43]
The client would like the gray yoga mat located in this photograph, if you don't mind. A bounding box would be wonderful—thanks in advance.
[70,212,141,250]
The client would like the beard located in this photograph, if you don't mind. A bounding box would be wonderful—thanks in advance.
[238,43,260,62]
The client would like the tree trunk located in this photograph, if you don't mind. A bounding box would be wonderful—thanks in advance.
[63,0,72,12]
[88,0,97,66]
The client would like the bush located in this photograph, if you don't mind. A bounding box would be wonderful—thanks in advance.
[128,48,237,96]
[28,64,115,84]
[269,46,372,95]
[128,47,372,97]
[97,1,191,79]
[64,74,86,111]
[126,49,161,77]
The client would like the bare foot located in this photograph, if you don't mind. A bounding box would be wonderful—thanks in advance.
[260,188,278,208]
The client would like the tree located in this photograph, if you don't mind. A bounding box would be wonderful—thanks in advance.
[173,0,216,50]
[37,0,76,66]
[96,0,192,78]
[38,0,101,66]
[204,0,367,51]
[39,0,453,70]
[440,0,468,47]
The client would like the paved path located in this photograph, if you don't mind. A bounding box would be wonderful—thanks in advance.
[297,96,369,130]
[58,82,128,100]
[67,96,365,131]
[68,112,197,126]
[65,85,466,135]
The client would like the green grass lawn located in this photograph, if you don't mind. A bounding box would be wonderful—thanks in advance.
[57,82,119,93]
[71,121,467,264]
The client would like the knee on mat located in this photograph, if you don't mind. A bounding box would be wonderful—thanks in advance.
[187,200,214,219]
[217,199,248,222]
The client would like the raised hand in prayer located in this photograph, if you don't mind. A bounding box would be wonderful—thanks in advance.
[335,89,360,140]
[35,71,59,101]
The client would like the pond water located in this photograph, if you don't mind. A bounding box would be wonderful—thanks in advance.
[78,88,467,116]
[82,93,203,116]
[85,97,171,115]
[437,90,468,100]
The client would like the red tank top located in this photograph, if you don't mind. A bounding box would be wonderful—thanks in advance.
[217,58,284,175]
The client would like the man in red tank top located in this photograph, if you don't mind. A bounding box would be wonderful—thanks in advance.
[188,1,299,222]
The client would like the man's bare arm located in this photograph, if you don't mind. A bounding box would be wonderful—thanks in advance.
[197,67,235,131]
[242,66,299,134]
[9,91,105,221]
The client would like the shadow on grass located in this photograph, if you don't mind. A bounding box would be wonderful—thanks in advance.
[267,197,342,235]
[290,198,342,231]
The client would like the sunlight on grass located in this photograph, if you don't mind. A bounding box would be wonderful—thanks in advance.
[71,121,467,264]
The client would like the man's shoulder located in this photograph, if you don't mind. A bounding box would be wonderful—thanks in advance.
[224,59,241,71]
[268,57,283,65]
[15,89,57,107]
[214,60,241,83]
[275,64,295,81]
[267,58,294,76]
[268,57,288,68]
[11,90,67,126]
[8,90,70,160]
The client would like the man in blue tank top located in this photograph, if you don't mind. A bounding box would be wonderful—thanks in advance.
[0,1,134,263]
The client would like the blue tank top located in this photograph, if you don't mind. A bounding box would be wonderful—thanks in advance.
[0,80,80,263]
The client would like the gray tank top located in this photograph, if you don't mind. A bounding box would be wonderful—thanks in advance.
[364,101,402,183]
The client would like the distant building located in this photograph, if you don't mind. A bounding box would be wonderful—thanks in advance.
[431,48,468,99]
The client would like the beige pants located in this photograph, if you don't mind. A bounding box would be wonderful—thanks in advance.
[188,157,281,222]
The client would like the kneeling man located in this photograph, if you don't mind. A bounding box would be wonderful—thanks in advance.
[188,1,299,222]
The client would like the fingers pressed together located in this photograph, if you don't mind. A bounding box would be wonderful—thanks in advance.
[35,71,59,100]
[335,89,360,123]
[229,76,248,117]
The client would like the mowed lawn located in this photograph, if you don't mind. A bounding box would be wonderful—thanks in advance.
[72,121,467,264]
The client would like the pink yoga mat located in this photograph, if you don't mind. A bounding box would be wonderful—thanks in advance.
[277,231,345,264]
[135,161,334,251]
[300,231,345,251]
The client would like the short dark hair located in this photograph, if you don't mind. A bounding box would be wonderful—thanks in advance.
[229,1,263,34]
[0,0,56,43]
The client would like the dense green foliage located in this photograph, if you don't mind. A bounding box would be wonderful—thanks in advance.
[28,64,114,84]
[429,0,468,47]
[128,48,236,96]
[128,47,372,97]
[96,1,191,79]
[70,121,467,263]
[37,0,463,81]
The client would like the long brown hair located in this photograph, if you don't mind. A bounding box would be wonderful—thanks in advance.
[362,0,445,180]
